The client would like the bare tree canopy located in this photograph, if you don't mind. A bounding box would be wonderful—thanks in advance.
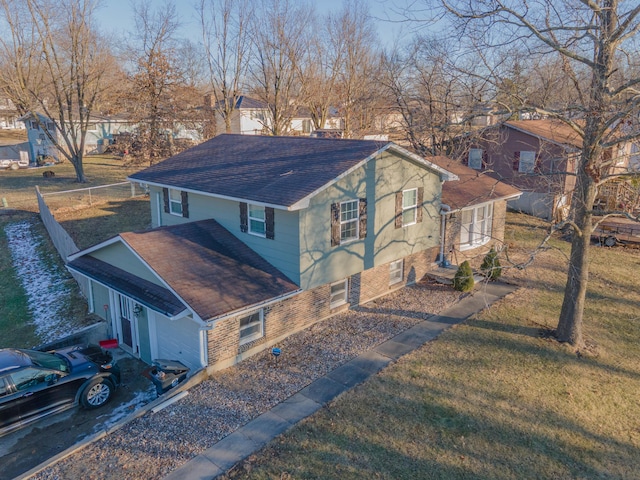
[0,0,115,182]
[437,0,640,348]
[249,0,314,135]
[199,0,253,134]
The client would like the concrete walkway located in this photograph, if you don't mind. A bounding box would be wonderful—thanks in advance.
[163,282,517,480]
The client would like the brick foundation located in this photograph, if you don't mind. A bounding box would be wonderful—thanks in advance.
[206,246,440,370]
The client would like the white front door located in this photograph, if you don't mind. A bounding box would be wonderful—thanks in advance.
[115,293,139,356]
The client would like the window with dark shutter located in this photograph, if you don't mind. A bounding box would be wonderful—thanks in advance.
[163,188,169,213]
[181,191,189,218]
[265,207,275,239]
[394,192,403,229]
[358,198,367,239]
[240,202,248,232]
[416,187,424,223]
[331,203,340,246]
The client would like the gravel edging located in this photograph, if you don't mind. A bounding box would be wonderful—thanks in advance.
[30,281,461,480]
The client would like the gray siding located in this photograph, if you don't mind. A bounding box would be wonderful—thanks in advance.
[299,150,441,290]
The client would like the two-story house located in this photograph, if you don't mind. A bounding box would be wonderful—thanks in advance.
[66,135,518,373]
[465,119,635,221]
[211,95,345,137]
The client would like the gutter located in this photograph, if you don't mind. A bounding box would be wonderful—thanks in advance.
[201,288,303,330]
[438,204,451,267]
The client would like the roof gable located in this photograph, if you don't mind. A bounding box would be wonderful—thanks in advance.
[118,219,299,321]
[129,135,455,210]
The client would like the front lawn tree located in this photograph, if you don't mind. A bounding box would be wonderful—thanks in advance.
[439,0,640,348]
[0,0,114,182]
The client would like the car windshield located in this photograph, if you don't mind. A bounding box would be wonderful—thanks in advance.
[20,349,69,373]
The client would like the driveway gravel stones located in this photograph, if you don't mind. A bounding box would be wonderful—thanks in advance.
[32,281,461,480]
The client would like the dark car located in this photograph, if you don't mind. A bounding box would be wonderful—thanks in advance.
[0,344,120,435]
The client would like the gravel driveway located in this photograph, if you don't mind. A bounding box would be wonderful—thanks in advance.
[32,280,461,480]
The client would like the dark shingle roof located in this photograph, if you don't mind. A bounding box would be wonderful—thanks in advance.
[213,96,268,110]
[67,256,186,317]
[129,135,395,208]
[118,219,299,321]
[428,156,521,211]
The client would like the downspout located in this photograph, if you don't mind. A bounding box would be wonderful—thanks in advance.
[439,204,451,267]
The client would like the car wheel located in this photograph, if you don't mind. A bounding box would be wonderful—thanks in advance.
[9,162,19,170]
[80,378,114,409]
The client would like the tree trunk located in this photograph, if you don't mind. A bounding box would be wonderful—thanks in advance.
[556,153,599,347]
[71,154,88,183]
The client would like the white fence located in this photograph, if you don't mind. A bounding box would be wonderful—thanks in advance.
[39,181,147,211]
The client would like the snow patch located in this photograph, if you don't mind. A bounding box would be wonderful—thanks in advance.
[93,384,157,433]
[4,220,78,343]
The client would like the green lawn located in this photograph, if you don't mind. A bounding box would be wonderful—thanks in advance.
[223,213,640,480]
[0,154,150,347]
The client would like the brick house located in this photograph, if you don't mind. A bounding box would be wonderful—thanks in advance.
[67,135,518,373]
[464,119,634,221]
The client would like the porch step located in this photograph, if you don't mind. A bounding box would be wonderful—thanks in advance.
[426,266,485,286]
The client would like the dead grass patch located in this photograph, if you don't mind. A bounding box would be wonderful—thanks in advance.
[224,212,640,480]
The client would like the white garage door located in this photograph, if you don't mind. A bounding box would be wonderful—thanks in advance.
[153,314,204,372]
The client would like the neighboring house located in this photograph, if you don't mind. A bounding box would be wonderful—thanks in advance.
[465,119,635,221]
[20,112,136,162]
[0,97,24,129]
[289,107,344,136]
[210,95,344,137]
[66,135,516,373]
[211,96,272,135]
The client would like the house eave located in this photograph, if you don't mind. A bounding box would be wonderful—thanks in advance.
[445,192,523,214]
[203,288,303,329]
[288,143,458,211]
[127,178,290,211]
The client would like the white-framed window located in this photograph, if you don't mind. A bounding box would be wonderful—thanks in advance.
[518,151,536,173]
[168,188,183,216]
[389,260,404,285]
[468,148,484,170]
[330,279,348,308]
[239,310,264,345]
[340,200,359,243]
[402,189,418,226]
[248,204,266,236]
[460,203,493,250]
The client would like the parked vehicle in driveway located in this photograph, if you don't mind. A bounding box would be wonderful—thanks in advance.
[0,344,120,436]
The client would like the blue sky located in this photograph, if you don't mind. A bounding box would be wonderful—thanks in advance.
[98,0,412,48]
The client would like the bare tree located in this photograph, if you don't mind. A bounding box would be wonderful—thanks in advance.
[0,0,114,182]
[296,15,341,131]
[125,0,188,162]
[380,36,479,154]
[440,0,640,348]
[199,0,253,134]
[330,0,382,138]
[249,0,312,135]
